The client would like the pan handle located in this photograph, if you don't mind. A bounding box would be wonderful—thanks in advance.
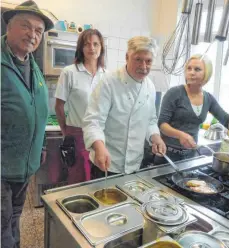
[196,145,214,154]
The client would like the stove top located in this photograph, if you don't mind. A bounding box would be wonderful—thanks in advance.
[155,164,229,220]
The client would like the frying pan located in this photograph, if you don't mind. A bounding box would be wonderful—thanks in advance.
[171,170,224,195]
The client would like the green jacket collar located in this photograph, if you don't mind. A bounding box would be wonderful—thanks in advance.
[1,35,40,84]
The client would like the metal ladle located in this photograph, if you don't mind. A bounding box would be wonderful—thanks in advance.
[105,169,108,190]
[103,169,108,199]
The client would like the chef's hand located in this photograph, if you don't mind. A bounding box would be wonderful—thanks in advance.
[92,140,111,171]
[41,149,47,165]
[151,134,167,156]
[178,131,196,149]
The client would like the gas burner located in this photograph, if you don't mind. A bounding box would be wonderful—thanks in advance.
[155,165,229,220]
[198,165,229,187]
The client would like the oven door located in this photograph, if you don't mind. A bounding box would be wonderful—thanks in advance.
[43,40,76,76]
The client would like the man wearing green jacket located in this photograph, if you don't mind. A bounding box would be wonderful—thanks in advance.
[1,1,53,247]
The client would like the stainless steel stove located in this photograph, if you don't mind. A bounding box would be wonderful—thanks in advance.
[155,165,229,219]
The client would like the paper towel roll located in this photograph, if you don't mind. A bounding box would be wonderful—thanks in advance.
[77,25,84,34]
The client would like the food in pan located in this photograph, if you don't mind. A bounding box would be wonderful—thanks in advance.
[185,179,217,193]
[190,185,216,194]
[186,180,207,187]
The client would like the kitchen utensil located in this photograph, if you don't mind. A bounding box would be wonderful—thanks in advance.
[139,188,184,205]
[162,0,193,75]
[177,231,227,248]
[56,194,99,219]
[94,188,127,206]
[116,180,154,202]
[171,170,224,195]
[73,202,144,246]
[204,128,225,140]
[141,200,197,234]
[162,154,184,177]
[146,241,182,248]
[212,152,229,175]
[196,145,229,175]
[105,169,107,190]
[143,201,187,225]
[139,236,182,248]
[211,230,229,247]
[103,169,108,200]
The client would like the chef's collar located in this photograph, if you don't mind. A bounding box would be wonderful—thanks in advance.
[6,40,29,61]
[77,62,104,74]
[121,66,144,84]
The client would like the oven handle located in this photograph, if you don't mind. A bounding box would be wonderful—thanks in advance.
[47,40,76,48]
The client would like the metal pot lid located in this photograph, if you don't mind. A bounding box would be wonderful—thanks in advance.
[144,201,184,223]
[142,189,174,202]
[177,231,227,248]
[211,231,229,247]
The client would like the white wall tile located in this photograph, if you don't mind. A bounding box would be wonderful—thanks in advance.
[118,50,126,62]
[131,28,141,37]
[119,38,128,51]
[141,30,151,37]
[108,37,119,49]
[110,25,121,37]
[97,22,110,37]
[120,27,131,39]
[107,49,119,61]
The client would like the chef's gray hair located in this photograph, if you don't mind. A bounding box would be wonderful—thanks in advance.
[127,36,158,59]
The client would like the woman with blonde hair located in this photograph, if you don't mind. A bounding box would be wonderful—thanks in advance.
[154,54,229,164]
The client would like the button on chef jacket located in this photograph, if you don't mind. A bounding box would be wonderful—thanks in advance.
[83,66,160,174]
[55,63,105,128]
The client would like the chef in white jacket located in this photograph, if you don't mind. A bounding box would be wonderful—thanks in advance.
[83,36,166,179]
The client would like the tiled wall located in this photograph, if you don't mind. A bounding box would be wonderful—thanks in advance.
[94,23,151,71]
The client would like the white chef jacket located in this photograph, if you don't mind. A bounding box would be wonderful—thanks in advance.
[83,66,160,174]
[55,63,105,128]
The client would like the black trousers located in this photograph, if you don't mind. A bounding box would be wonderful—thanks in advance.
[1,181,28,248]
[90,162,118,180]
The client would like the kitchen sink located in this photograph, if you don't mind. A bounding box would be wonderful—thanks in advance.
[61,195,99,214]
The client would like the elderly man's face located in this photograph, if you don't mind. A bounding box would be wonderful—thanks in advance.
[126,50,153,82]
[7,13,45,59]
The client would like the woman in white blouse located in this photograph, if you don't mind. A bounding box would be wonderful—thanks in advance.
[55,29,106,184]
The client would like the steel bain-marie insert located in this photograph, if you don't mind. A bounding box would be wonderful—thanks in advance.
[138,188,184,205]
[141,200,197,234]
[116,180,154,200]
[92,188,127,206]
[73,202,144,246]
[56,194,100,219]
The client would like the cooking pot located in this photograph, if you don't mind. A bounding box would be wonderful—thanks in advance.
[204,128,225,140]
[204,123,225,141]
[145,240,182,248]
[198,145,229,175]
[212,152,229,175]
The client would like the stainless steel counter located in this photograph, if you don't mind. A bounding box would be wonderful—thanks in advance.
[42,156,229,248]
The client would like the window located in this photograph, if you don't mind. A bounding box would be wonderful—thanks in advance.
[219,41,229,113]
[191,6,228,115]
